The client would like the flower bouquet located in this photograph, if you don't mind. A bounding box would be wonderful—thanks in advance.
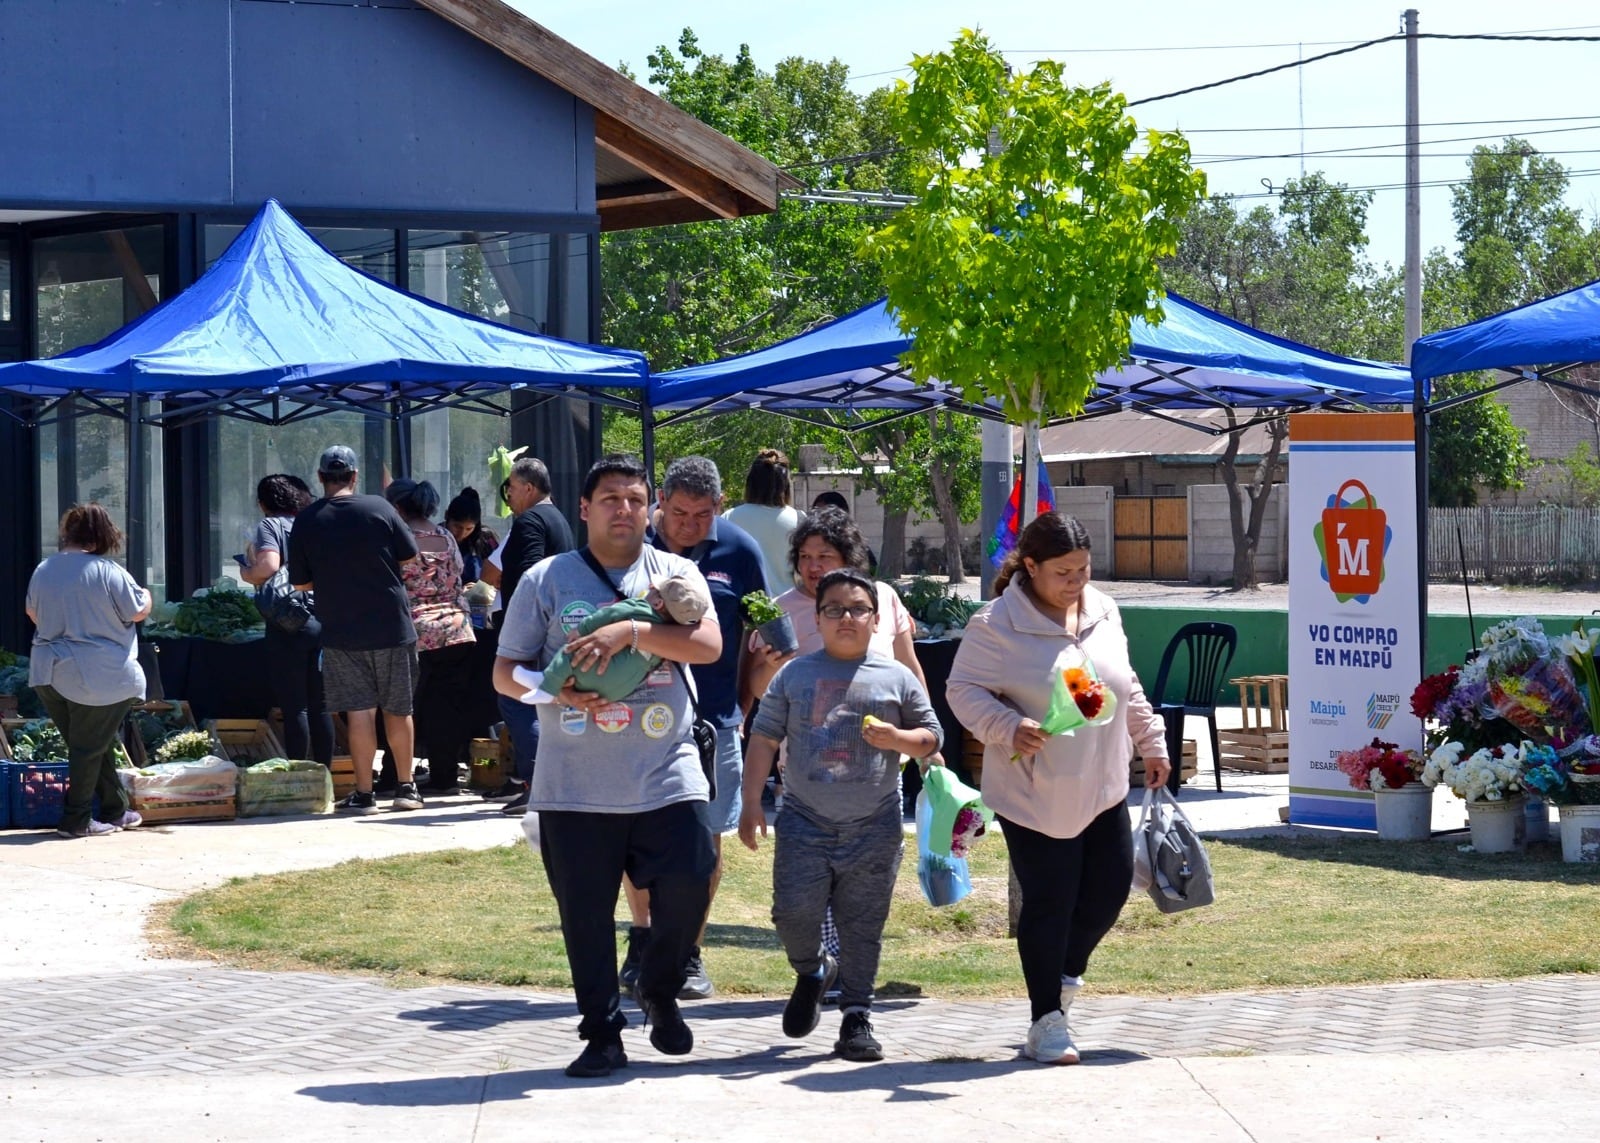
[1422,740,1526,803]
[1334,738,1424,791]
[1010,652,1117,762]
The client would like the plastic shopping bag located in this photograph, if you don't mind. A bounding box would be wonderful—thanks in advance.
[915,789,973,907]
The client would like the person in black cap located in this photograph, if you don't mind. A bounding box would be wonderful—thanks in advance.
[287,446,424,814]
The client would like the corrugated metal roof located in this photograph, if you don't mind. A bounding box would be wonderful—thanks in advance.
[1019,410,1281,463]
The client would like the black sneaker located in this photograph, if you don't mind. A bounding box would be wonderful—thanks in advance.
[391,783,424,812]
[781,953,838,1039]
[500,789,530,816]
[638,993,693,1056]
[619,926,648,994]
[337,790,380,815]
[564,1039,628,1079]
[678,946,714,1000]
[834,1010,884,1062]
[481,779,526,804]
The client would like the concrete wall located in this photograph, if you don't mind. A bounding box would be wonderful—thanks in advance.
[1055,486,1115,576]
[1187,484,1288,586]
[792,471,973,565]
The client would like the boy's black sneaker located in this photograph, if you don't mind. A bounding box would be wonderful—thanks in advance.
[619,926,648,994]
[481,779,526,804]
[564,1039,628,1078]
[500,789,530,816]
[781,953,837,1038]
[336,790,380,815]
[678,946,714,1000]
[391,783,424,811]
[638,993,693,1056]
[834,1010,884,1062]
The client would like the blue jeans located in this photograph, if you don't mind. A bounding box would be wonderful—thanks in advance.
[497,693,541,785]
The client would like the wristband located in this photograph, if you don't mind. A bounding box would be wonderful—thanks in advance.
[629,618,640,653]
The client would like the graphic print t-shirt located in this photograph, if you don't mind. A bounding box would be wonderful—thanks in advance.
[752,651,942,828]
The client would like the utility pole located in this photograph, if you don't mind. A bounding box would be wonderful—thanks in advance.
[1404,8,1429,664]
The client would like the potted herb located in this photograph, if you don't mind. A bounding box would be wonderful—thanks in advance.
[741,590,799,656]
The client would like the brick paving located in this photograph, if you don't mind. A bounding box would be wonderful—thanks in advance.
[4,967,1599,1079]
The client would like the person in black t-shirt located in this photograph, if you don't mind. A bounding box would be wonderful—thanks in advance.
[288,446,422,815]
[485,455,575,810]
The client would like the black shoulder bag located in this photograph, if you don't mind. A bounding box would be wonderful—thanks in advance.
[577,549,717,799]
[255,566,314,634]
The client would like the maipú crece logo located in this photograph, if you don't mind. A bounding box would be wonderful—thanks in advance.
[1312,478,1391,604]
[1367,692,1403,730]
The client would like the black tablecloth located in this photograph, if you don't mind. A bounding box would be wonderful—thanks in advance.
[147,632,503,732]
[913,637,974,788]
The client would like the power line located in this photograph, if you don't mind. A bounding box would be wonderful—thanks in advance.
[1188,123,1600,165]
[1128,35,1398,107]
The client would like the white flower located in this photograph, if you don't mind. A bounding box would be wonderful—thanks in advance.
[1556,632,1585,660]
[1573,629,1593,656]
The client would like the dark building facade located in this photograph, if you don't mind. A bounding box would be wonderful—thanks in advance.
[0,0,789,650]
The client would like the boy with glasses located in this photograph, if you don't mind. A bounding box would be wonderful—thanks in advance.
[738,568,942,1061]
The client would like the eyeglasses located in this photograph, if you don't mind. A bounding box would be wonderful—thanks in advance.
[819,604,876,621]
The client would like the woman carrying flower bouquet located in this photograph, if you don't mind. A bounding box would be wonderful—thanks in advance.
[947,512,1170,1065]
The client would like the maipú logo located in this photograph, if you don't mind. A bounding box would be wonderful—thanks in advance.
[1313,479,1391,604]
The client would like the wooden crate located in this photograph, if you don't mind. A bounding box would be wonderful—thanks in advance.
[123,700,199,768]
[959,728,985,790]
[0,695,17,718]
[206,719,286,767]
[330,756,356,800]
[137,797,237,825]
[467,735,507,791]
[1132,738,1198,784]
[1219,728,1291,773]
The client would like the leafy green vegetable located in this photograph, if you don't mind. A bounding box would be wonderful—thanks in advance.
[145,580,264,643]
[740,590,787,627]
[9,718,67,763]
[130,705,194,751]
[897,577,982,634]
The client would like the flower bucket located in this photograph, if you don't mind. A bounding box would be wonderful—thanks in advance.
[1558,804,1600,863]
[1570,772,1600,805]
[1466,795,1526,854]
[757,614,799,657]
[1524,796,1550,845]
[1372,784,1432,841]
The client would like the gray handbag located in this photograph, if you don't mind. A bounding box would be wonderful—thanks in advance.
[1133,786,1215,914]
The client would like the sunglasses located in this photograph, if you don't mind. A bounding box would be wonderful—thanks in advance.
[819,604,876,621]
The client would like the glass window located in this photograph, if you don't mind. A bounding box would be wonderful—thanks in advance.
[210,413,391,586]
[408,231,549,330]
[206,224,396,281]
[32,225,163,357]
[1,246,12,323]
[35,408,163,585]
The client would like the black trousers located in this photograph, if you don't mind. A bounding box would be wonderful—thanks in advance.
[539,800,716,1042]
[413,640,475,788]
[999,802,1134,1022]
[263,623,334,766]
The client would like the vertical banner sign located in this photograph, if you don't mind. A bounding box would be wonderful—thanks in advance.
[1287,413,1423,828]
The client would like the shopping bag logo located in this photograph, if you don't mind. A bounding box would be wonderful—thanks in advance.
[1314,479,1390,603]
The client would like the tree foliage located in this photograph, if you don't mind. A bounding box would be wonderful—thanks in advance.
[862,30,1206,422]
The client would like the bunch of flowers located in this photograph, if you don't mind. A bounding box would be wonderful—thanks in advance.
[950,805,987,858]
[1335,737,1425,791]
[1422,740,1527,803]
[1063,666,1108,721]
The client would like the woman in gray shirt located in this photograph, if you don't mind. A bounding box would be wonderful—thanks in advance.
[26,503,152,838]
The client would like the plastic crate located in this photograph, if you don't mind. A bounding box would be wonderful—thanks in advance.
[0,761,10,829]
[8,761,70,829]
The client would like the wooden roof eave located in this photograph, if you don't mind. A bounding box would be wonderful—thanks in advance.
[416,0,799,230]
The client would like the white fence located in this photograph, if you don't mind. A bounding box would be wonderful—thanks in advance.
[1430,506,1600,584]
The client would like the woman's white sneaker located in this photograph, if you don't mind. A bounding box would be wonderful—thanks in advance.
[1025,1010,1081,1065]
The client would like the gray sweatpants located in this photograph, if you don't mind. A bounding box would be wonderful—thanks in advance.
[771,802,904,1011]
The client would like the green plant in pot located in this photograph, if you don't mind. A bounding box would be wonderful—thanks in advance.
[898,577,982,637]
[741,590,799,656]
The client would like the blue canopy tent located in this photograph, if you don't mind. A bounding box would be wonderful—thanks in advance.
[1411,275,1600,401]
[645,294,1415,456]
[0,199,648,586]
[0,199,649,438]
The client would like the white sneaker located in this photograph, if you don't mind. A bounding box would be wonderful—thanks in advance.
[114,810,143,830]
[1025,1010,1080,1065]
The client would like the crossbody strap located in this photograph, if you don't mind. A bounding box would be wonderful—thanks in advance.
[573,547,707,720]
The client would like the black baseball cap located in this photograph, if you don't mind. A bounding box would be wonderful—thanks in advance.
[318,445,358,476]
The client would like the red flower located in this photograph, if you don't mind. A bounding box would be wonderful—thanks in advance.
[1410,667,1459,720]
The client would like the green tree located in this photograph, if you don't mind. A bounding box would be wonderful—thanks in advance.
[861,30,1205,422]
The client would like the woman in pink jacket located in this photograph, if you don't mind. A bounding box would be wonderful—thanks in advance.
[947,512,1170,1066]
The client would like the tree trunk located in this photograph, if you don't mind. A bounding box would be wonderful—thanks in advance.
[1220,412,1288,591]
[928,449,967,585]
[878,507,909,578]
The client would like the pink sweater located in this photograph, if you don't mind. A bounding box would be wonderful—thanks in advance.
[947,580,1168,840]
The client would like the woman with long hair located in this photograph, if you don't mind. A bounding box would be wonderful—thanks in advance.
[26,503,153,837]
[946,512,1170,1065]
[240,473,334,766]
[724,448,804,593]
[444,486,499,586]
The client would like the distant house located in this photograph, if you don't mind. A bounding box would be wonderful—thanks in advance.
[1023,412,1288,495]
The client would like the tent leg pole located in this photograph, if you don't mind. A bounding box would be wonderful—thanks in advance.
[126,395,147,587]
[641,402,656,483]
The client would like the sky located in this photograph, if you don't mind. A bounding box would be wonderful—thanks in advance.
[518,1,1600,271]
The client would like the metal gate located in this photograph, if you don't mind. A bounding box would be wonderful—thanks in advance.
[1113,496,1187,580]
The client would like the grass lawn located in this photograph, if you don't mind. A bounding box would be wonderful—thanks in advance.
[163,829,1600,997]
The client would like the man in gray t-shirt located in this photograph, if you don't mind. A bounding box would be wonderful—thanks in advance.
[492,456,721,1080]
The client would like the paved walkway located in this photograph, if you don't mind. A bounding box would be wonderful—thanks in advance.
[3,775,1598,1141]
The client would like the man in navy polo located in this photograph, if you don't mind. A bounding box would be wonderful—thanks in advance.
[619,455,768,1001]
